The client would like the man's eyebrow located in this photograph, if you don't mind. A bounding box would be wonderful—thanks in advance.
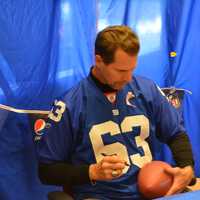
[116,68,130,71]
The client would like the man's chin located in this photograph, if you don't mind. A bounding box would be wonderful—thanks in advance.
[112,84,125,90]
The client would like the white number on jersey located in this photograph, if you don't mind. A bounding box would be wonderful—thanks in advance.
[48,100,66,122]
[89,115,152,174]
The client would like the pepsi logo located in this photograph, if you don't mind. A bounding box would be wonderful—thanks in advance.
[34,119,46,135]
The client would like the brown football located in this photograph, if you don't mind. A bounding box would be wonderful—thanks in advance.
[138,161,173,199]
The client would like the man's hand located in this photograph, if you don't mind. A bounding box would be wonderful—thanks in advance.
[165,165,194,196]
[89,155,126,181]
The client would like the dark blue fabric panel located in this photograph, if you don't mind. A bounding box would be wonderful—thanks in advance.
[0,110,59,200]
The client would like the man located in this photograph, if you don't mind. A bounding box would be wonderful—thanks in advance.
[36,25,195,200]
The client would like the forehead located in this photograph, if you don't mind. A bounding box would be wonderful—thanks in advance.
[111,49,137,70]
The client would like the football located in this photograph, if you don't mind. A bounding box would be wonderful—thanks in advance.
[138,161,173,199]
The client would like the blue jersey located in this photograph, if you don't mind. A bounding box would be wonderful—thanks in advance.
[36,75,185,200]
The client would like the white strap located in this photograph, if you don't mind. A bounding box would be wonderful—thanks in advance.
[0,103,50,114]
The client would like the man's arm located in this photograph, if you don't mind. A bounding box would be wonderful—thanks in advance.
[38,155,127,187]
[165,132,196,195]
[167,132,194,168]
[38,162,90,186]
[168,132,196,184]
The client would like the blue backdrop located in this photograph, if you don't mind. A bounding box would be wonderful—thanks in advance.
[0,1,199,199]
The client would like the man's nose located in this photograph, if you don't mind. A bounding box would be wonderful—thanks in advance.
[124,73,132,82]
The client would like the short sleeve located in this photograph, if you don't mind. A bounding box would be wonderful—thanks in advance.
[153,85,185,143]
[36,100,74,163]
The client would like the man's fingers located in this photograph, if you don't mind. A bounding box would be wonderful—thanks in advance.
[101,161,125,170]
[165,186,183,196]
[102,155,125,164]
[165,189,177,196]
[164,167,179,176]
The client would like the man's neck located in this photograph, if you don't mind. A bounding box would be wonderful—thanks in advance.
[90,67,117,93]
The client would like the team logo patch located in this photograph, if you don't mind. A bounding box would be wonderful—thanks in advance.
[168,94,181,108]
[161,87,192,109]
[126,91,136,107]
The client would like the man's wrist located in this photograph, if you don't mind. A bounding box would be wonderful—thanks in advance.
[89,164,98,184]
[183,165,196,186]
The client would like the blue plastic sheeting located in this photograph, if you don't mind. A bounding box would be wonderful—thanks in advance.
[0,0,96,110]
[0,0,59,109]
[0,0,200,200]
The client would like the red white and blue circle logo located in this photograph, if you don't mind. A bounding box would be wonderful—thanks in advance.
[34,119,46,135]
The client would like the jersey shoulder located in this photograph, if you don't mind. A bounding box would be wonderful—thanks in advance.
[133,75,157,89]
[61,78,85,100]
[131,75,163,98]
[59,77,94,111]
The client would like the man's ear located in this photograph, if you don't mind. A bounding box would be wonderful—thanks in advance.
[95,55,103,67]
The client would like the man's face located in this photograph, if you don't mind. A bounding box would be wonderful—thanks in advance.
[95,49,137,90]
